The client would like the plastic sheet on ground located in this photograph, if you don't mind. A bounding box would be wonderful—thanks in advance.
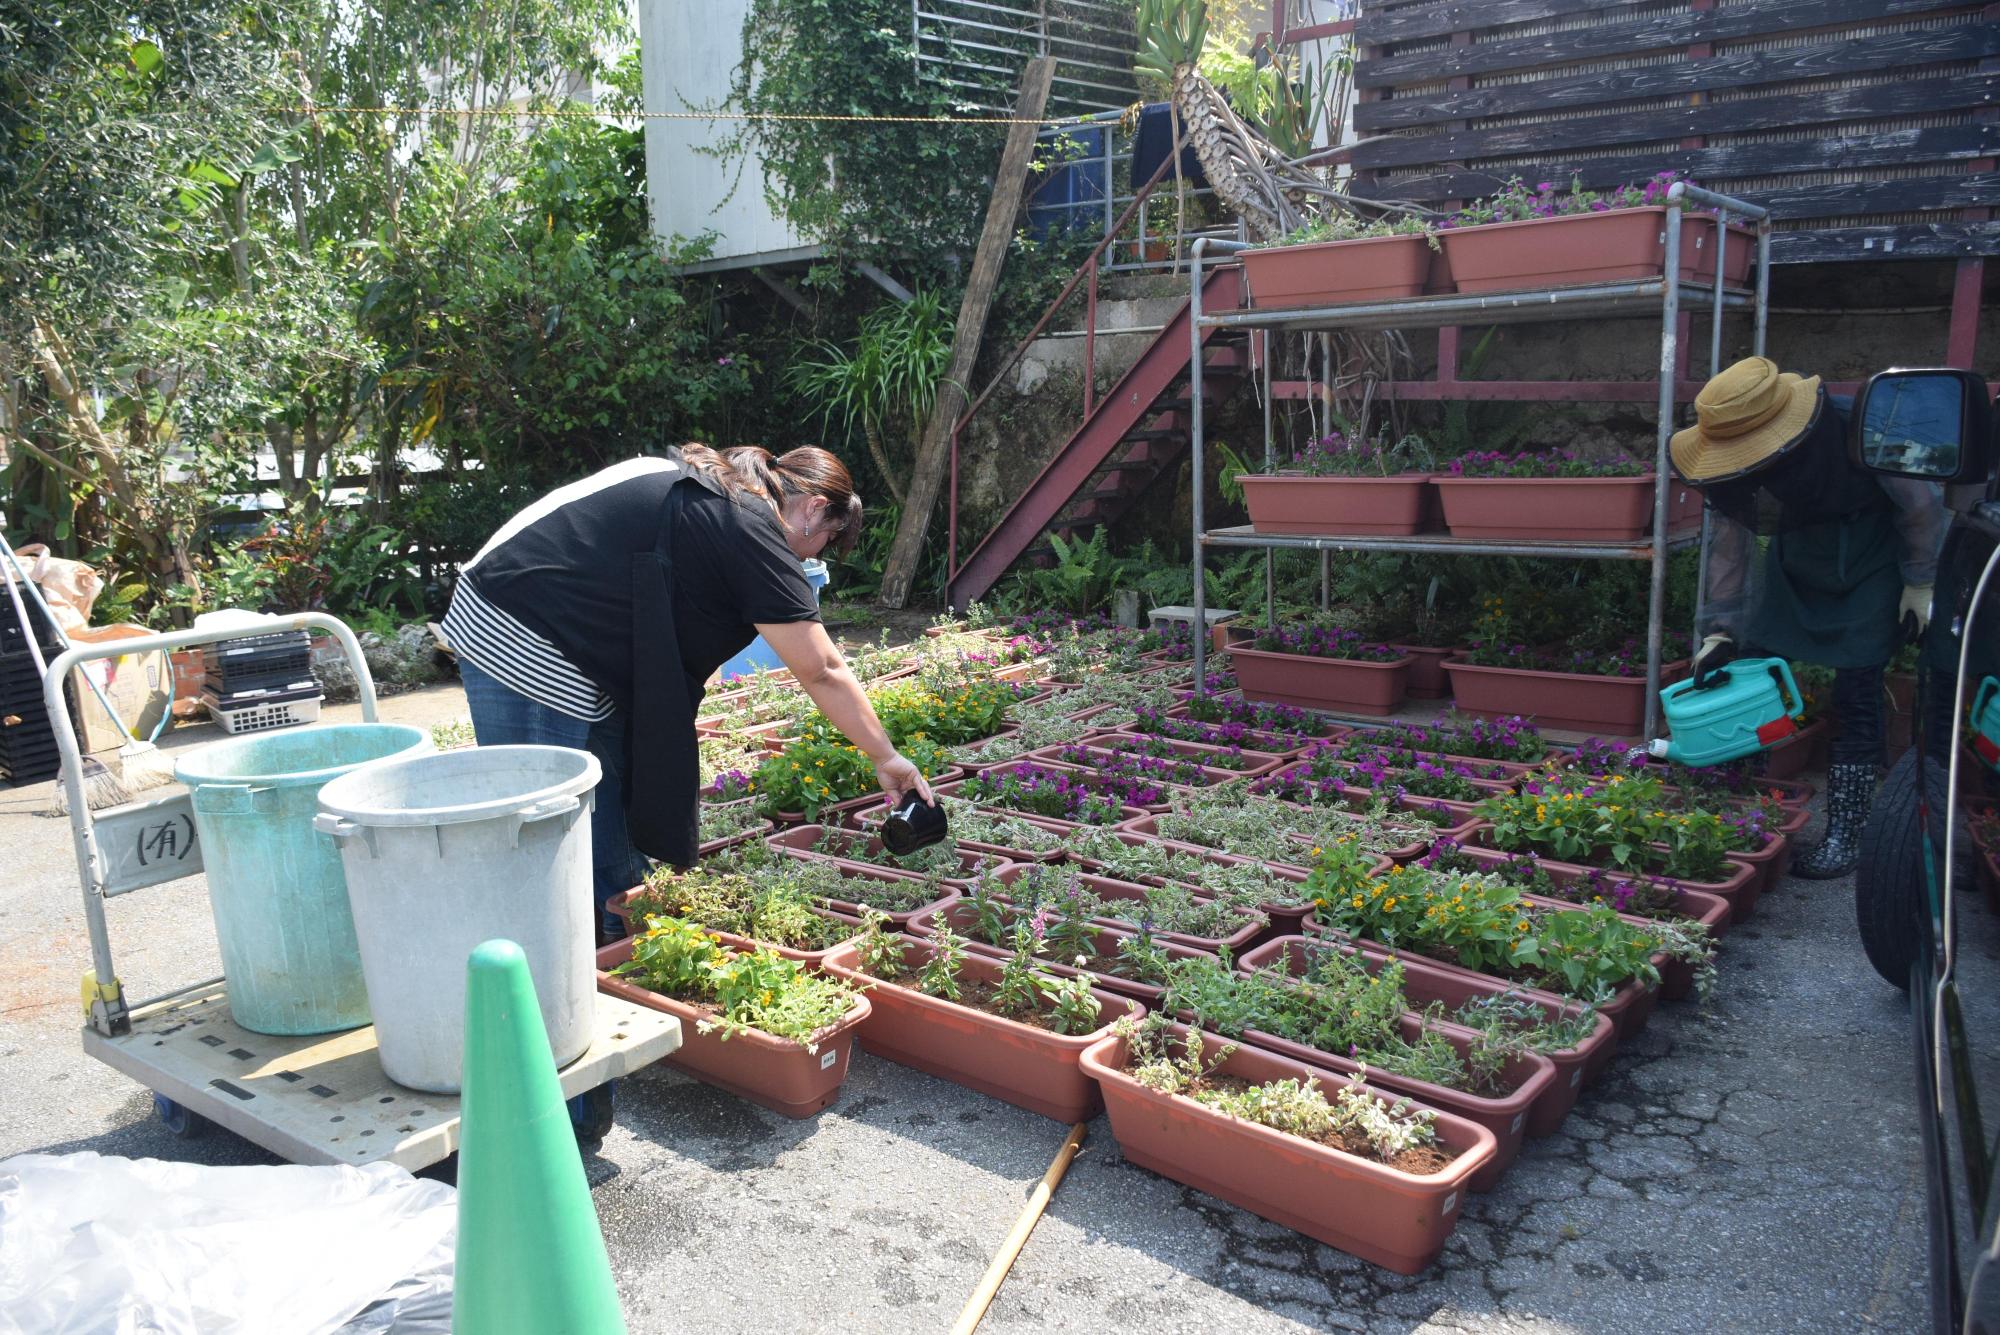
[0,1151,454,1335]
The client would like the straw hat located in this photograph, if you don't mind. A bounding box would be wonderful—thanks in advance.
[1670,356,1823,483]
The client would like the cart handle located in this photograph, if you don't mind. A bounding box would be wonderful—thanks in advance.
[52,612,379,1038]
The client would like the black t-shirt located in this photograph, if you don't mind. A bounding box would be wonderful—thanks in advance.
[457,456,819,715]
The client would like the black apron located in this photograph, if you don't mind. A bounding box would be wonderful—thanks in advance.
[625,476,702,867]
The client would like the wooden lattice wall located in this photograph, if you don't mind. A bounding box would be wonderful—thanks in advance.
[1345,0,2000,263]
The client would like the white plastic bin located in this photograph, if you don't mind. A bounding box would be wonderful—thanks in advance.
[313,745,601,1093]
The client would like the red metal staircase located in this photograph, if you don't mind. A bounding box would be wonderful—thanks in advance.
[946,264,1247,610]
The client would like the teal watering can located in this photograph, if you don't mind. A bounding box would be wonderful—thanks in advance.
[1972,677,2000,770]
[1646,657,1804,767]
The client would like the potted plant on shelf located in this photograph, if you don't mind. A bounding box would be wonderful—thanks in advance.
[1443,598,1690,737]
[1433,447,1660,542]
[1240,212,1440,310]
[1239,428,1439,538]
[820,915,1142,1123]
[1435,173,1754,294]
[1080,1013,1495,1275]
[1227,620,1413,716]
[596,916,871,1118]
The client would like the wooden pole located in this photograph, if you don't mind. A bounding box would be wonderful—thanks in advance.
[948,1122,1086,1335]
[877,56,1056,609]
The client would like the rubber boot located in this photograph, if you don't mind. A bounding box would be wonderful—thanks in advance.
[1792,762,1875,880]
[454,939,627,1335]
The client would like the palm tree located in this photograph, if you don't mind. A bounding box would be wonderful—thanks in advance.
[789,291,954,506]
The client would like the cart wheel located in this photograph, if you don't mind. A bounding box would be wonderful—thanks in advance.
[153,1093,208,1139]
[567,1081,617,1150]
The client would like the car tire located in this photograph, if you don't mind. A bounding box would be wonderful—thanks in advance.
[1856,749,1953,990]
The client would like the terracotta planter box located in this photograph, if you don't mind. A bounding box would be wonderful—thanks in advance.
[1087,730,1290,780]
[1243,936,1617,1134]
[1240,474,1433,537]
[1760,717,1830,779]
[1443,657,1689,738]
[603,895,866,965]
[994,868,1268,955]
[1437,208,1753,294]
[764,824,1011,888]
[1459,826,1761,927]
[930,774,1153,827]
[1307,916,1660,1041]
[1162,700,1348,743]
[595,938,870,1118]
[1389,644,1459,700]
[1433,474,1673,542]
[910,900,1216,1009]
[1242,232,1434,309]
[1064,829,1335,936]
[1230,645,1413,717]
[821,940,1141,1123]
[1081,1023,1496,1274]
[852,805,1070,863]
[1210,953,1560,1189]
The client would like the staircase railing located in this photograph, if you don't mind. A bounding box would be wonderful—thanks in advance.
[947,149,1186,584]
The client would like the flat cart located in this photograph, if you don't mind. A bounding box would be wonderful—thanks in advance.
[47,612,681,1168]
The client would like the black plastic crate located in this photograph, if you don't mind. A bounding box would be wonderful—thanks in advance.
[0,585,61,656]
[202,630,314,695]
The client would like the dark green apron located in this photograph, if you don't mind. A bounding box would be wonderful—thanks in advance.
[1754,506,1901,669]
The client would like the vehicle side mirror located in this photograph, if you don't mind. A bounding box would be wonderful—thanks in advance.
[1851,368,1993,483]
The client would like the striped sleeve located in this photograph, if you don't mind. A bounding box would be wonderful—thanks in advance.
[441,577,615,721]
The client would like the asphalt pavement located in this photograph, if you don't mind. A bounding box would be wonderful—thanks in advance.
[0,682,1929,1332]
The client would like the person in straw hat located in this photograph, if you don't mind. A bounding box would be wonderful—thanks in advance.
[1672,355,1949,878]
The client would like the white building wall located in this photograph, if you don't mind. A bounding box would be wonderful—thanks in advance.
[639,0,817,270]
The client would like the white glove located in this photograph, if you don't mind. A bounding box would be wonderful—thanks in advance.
[1900,584,1933,636]
[1693,633,1734,684]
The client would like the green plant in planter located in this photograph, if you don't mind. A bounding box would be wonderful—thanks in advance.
[1262,212,1438,249]
[1449,991,1601,1060]
[1480,770,1737,881]
[1281,428,1438,478]
[753,734,950,820]
[1112,1013,1442,1161]
[613,916,858,1048]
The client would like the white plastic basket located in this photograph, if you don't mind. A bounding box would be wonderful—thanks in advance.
[201,689,323,735]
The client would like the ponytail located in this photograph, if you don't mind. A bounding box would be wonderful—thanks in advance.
[674,442,863,557]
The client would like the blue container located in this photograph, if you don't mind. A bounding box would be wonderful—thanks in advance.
[1648,657,1802,768]
[175,723,431,1034]
[717,559,830,682]
[1972,677,2000,770]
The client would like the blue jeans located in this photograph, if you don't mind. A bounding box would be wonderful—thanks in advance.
[459,657,646,937]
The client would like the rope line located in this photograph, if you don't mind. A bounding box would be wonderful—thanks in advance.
[260,105,1107,126]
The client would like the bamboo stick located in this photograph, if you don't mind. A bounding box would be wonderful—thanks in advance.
[948,1122,1088,1335]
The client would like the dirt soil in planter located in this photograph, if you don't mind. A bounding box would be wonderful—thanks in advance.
[1191,1073,1458,1176]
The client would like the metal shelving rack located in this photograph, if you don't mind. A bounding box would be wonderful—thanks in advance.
[1187,183,1773,741]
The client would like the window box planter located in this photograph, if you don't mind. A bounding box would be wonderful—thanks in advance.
[1085,730,1292,780]
[1229,645,1414,717]
[1443,656,1690,738]
[764,824,1011,889]
[1437,208,1753,294]
[1304,914,1661,1040]
[994,867,1269,955]
[820,939,1141,1123]
[1388,644,1460,700]
[1239,473,1434,537]
[1760,716,1830,780]
[1433,474,1671,542]
[595,938,870,1118]
[1241,232,1434,309]
[1459,823,1762,926]
[1238,936,1617,1138]
[1064,829,1333,936]
[760,766,964,828]
[1080,1022,1496,1274]
[909,900,1216,1008]
[602,894,866,966]
[1184,959,1559,1190]
[934,768,1162,823]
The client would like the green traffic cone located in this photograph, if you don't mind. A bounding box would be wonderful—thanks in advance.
[453,938,626,1335]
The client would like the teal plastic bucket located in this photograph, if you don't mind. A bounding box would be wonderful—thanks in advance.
[176,723,431,1035]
